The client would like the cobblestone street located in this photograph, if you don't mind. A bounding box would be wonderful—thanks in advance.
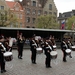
[1,49,75,75]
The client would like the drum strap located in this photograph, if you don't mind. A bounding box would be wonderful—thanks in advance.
[48,45,52,51]
[63,41,68,49]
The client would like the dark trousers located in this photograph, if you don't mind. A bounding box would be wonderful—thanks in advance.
[0,61,5,71]
[0,53,5,71]
[45,53,51,67]
[31,50,36,63]
[62,50,67,61]
[18,46,23,58]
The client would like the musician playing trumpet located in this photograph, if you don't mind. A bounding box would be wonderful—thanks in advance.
[0,36,6,73]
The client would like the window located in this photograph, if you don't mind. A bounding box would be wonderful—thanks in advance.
[62,14,65,17]
[44,11,47,15]
[20,14,23,19]
[38,10,41,15]
[32,18,36,23]
[32,9,36,15]
[32,1,36,7]
[49,4,52,10]
[20,23,22,27]
[26,17,30,23]
[15,7,19,11]
[0,6,4,10]
[54,12,57,16]
[26,8,30,14]
[16,13,19,19]
[49,12,52,14]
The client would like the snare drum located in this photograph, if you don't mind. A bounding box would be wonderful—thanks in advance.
[36,47,43,54]
[4,52,13,61]
[71,46,75,51]
[65,49,71,55]
[50,51,57,59]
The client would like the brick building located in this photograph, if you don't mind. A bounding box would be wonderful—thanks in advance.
[6,1,25,27]
[21,0,57,28]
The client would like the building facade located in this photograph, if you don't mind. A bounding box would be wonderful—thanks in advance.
[0,0,9,27]
[6,1,25,27]
[58,10,75,29]
[21,0,57,28]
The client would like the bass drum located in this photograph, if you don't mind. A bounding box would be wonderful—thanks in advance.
[50,51,57,59]
[4,52,13,62]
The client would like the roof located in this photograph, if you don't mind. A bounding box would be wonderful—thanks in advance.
[58,10,75,19]
[6,1,23,10]
[0,27,75,33]
[6,1,16,9]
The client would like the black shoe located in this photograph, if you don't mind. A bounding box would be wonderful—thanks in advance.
[20,57,22,59]
[3,70,6,72]
[46,65,48,68]
[69,55,72,58]
[33,62,36,64]
[1,70,4,73]
[49,66,52,68]
[46,65,51,68]
[3,70,7,72]
[19,56,22,59]
[63,60,67,62]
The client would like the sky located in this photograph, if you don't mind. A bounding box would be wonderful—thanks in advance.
[54,0,75,13]
[6,0,75,14]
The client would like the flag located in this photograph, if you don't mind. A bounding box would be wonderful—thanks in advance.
[72,23,74,30]
[61,20,65,29]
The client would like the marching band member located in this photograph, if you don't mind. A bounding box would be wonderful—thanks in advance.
[39,38,45,50]
[67,38,73,58]
[44,39,53,68]
[0,36,6,73]
[17,33,25,59]
[30,36,37,64]
[61,38,72,62]
[8,37,14,52]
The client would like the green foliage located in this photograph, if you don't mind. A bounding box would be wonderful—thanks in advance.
[66,16,75,30]
[35,15,59,29]
[0,10,18,27]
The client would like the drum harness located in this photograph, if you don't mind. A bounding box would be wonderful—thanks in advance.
[63,41,68,49]
[45,42,52,52]
[32,40,37,47]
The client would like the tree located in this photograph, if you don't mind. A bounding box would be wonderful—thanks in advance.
[66,16,75,30]
[35,15,59,29]
[0,10,18,27]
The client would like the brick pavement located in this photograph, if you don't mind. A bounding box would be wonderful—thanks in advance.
[1,49,75,75]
